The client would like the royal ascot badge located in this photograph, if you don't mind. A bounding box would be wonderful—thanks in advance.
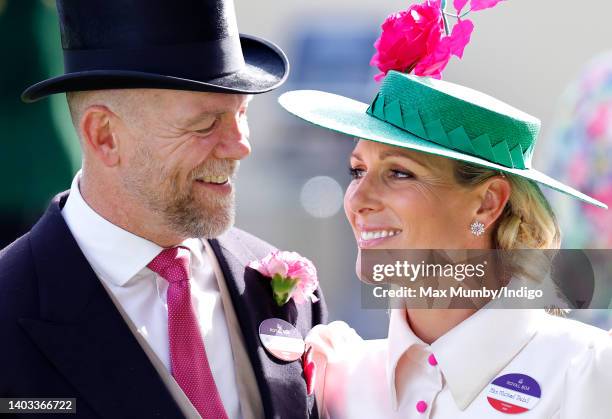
[487,373,541,414]
[248,250,319,307]
[258,318,305,362]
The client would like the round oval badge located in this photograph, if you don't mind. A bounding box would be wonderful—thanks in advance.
[487,373,541,414]
[258,318,305,362]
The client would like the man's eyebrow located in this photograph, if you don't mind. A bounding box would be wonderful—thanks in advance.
[179,111,220,128]
[179,97,252,127]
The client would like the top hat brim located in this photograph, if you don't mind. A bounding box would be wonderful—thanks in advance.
[279,89,608,209]
[21,34,288,102]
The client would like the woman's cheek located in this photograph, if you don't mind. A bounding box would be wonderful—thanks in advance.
[343,185,357,228]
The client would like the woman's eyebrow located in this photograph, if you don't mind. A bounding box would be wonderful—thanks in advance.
[350,152,364,161]
[378,149,430,169]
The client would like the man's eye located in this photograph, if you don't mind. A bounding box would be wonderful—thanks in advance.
[349,167,365,179]
[195,118,219,135]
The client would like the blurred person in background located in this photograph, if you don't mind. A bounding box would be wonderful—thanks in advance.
[539,52,612,330]
[0,1,325,418]
[280,0,612,417]
[0,0,79,248]
[542,51,612,249]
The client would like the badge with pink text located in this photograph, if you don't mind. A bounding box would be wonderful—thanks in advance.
[487,373,541,414]
[258,318,305,362]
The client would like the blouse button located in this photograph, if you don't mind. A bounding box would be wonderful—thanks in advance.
[416,400,428,413]
[428,353,438,366]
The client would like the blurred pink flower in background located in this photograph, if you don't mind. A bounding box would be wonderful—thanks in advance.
[542,51,612,248]
[586,103,611,139]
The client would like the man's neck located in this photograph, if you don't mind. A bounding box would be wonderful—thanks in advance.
[79,172,184,248]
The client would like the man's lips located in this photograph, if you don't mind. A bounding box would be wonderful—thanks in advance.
[194,177,232,194]
[194,174,230,184]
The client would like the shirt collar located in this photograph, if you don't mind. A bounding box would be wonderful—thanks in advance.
[62,171,202,287]
[387,309,427,410]
[387,307,544,411]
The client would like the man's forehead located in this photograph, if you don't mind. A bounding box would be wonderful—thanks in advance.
[147,89,251,117]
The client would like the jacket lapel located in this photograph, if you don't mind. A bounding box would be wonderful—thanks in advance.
[209,230,313,419]
[19,193,184,419]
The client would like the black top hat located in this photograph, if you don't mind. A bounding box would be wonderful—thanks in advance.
[21,0,289,102]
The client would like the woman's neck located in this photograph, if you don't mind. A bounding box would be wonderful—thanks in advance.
[406,308,477,344]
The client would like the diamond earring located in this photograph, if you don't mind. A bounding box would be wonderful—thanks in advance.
[470,221,485,236]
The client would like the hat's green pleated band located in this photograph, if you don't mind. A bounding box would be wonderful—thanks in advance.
[364,71,541,170]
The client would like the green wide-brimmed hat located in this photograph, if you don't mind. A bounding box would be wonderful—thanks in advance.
[279,71,607,209]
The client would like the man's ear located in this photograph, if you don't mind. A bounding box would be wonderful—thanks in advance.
[80,105,120,167]
[475,175,511,229]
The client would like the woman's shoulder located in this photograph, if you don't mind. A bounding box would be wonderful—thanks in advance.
[537,312,611,349]
[538,315,612,418]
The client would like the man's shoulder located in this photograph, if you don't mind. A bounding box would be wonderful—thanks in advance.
[0,231,38,320]
[217,227,277,260]
[0,231,35,283]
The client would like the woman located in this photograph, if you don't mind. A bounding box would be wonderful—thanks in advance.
[279,39,612,419]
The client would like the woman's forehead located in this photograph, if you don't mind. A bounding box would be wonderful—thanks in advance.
[352,139,450,169]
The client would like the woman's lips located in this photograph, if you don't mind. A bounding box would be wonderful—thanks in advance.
[357,228,402,248]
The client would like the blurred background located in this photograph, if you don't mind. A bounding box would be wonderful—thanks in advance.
[1,0,611,337]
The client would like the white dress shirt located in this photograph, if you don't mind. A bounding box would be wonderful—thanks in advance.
[61,171,243,419]
[306,307,612,418]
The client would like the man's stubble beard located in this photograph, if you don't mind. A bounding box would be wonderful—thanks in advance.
[121,141,238,239]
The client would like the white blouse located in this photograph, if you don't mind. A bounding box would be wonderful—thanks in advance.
[305,309,612,418]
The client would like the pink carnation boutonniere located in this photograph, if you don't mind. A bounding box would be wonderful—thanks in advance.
[370,0,505,80]
[248,250,320,307]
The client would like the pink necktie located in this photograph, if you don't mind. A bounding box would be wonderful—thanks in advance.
[148,246,228,419]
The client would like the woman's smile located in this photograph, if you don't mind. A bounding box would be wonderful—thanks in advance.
[356,224,403,248]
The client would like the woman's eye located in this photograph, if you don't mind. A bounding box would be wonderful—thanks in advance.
[390,169,414,179]
[349,167,365,180]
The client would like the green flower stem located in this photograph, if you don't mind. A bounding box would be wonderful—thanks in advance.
[443,9,472,19]
[270,274,299,307]
[440,0,450,36]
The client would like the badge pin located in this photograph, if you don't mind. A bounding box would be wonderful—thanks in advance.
[258,318,305,362]
[487,373,541,414]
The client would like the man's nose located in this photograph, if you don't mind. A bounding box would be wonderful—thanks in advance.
[213,113,251,160]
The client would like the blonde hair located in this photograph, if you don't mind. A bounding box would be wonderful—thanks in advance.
[453,162,568,313]
[453,162,561,250]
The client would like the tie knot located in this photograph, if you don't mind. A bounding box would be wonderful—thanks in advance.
[147,246,191,283]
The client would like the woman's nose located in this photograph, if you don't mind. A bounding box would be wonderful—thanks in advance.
[346,175,383,215]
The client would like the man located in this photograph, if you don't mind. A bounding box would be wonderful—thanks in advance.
[0,1,326,418]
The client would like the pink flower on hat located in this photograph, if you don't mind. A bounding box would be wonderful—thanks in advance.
[371,0,502,81]
[249,250,319,306]
[370,0,445,81]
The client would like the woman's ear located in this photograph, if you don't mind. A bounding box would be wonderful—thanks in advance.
[80,105,121,167]
[475,175,511,228]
